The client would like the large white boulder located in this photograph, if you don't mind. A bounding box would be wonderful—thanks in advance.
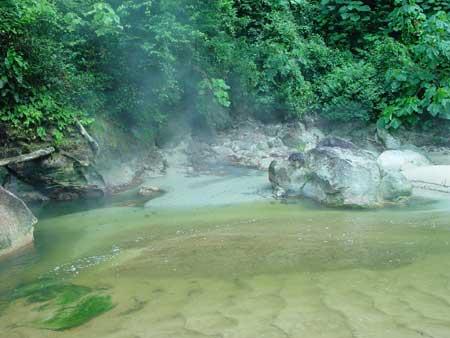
[377,150,431,172]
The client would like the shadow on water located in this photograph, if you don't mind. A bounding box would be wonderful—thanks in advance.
[33,189,155,220]
[33,164,262,219]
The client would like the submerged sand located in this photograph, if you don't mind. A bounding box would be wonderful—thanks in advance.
[1,195,450,338]
[1,167,450,338]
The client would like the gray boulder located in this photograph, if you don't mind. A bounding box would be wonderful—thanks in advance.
[377,126,402,150]
[8,152,105,201]
[304,146,382,207]
[269,160,309,198]
[381,172,413,201]
[2,173,49,205]
[317,136,357,150]
[279,122,324,151]
[0,186,36,257]
[269,137,412,208]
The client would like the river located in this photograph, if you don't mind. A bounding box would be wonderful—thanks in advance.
[1,168,450,338]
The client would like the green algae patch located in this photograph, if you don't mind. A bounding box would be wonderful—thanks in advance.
[12,279,92,305]
[40,295,114,331]
[8,279,114,330]
[12,279,60,302]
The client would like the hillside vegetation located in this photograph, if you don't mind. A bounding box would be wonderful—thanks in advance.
[1,0,449,144]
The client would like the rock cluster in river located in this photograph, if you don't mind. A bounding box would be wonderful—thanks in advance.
[269,137,414,208]
[187,120,324,172]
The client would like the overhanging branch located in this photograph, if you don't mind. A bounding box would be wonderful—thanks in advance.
[0,147,55,167]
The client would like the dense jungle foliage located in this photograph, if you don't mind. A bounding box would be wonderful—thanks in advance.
[1,0,449,143]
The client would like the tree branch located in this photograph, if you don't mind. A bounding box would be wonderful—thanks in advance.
[75,120,99,155]
[0,147,55,167]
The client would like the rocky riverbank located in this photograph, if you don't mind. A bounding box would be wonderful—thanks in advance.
[177,119,449,206]
[1,117,449,257]
[0,118,167,204]
[2,118,448,206]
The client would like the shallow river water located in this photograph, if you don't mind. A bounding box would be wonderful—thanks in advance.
[1,170,450,338]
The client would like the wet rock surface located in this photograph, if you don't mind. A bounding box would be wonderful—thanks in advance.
[0,186,36,257]
[98,149,167,194]
[138,185,164,197]
[380,171,413,201]
[2,133,106,201]
[269,137,413,208]
[1,118,449,208]
[7,151,106,201]
[377,149,431,172]
[163,119,448,205]
[1,119,168,201]
[376,126,402,150]
[185,120,324,172]
[2,173,49,205]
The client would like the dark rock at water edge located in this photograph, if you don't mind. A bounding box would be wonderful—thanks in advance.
[0,125,107,201]
[6,146,106,201]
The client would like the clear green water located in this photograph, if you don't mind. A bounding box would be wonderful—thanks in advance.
[1,183,450,337]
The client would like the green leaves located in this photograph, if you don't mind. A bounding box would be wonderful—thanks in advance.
[210,79,231,108]
[87,2,123,37]
[1,91,80,141]
[1,49,30,100]
[1,0,449,142]
[318,0,380,47]
[379,10,450,128]
[426,86,450,119]
[0,1,86,143]
[318,60,382,122]
[381,96,421,129]
[416,0,450,14]
[388,1,426,43]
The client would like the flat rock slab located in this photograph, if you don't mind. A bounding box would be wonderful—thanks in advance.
[403,165,450,193]
[427,150,450,165]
